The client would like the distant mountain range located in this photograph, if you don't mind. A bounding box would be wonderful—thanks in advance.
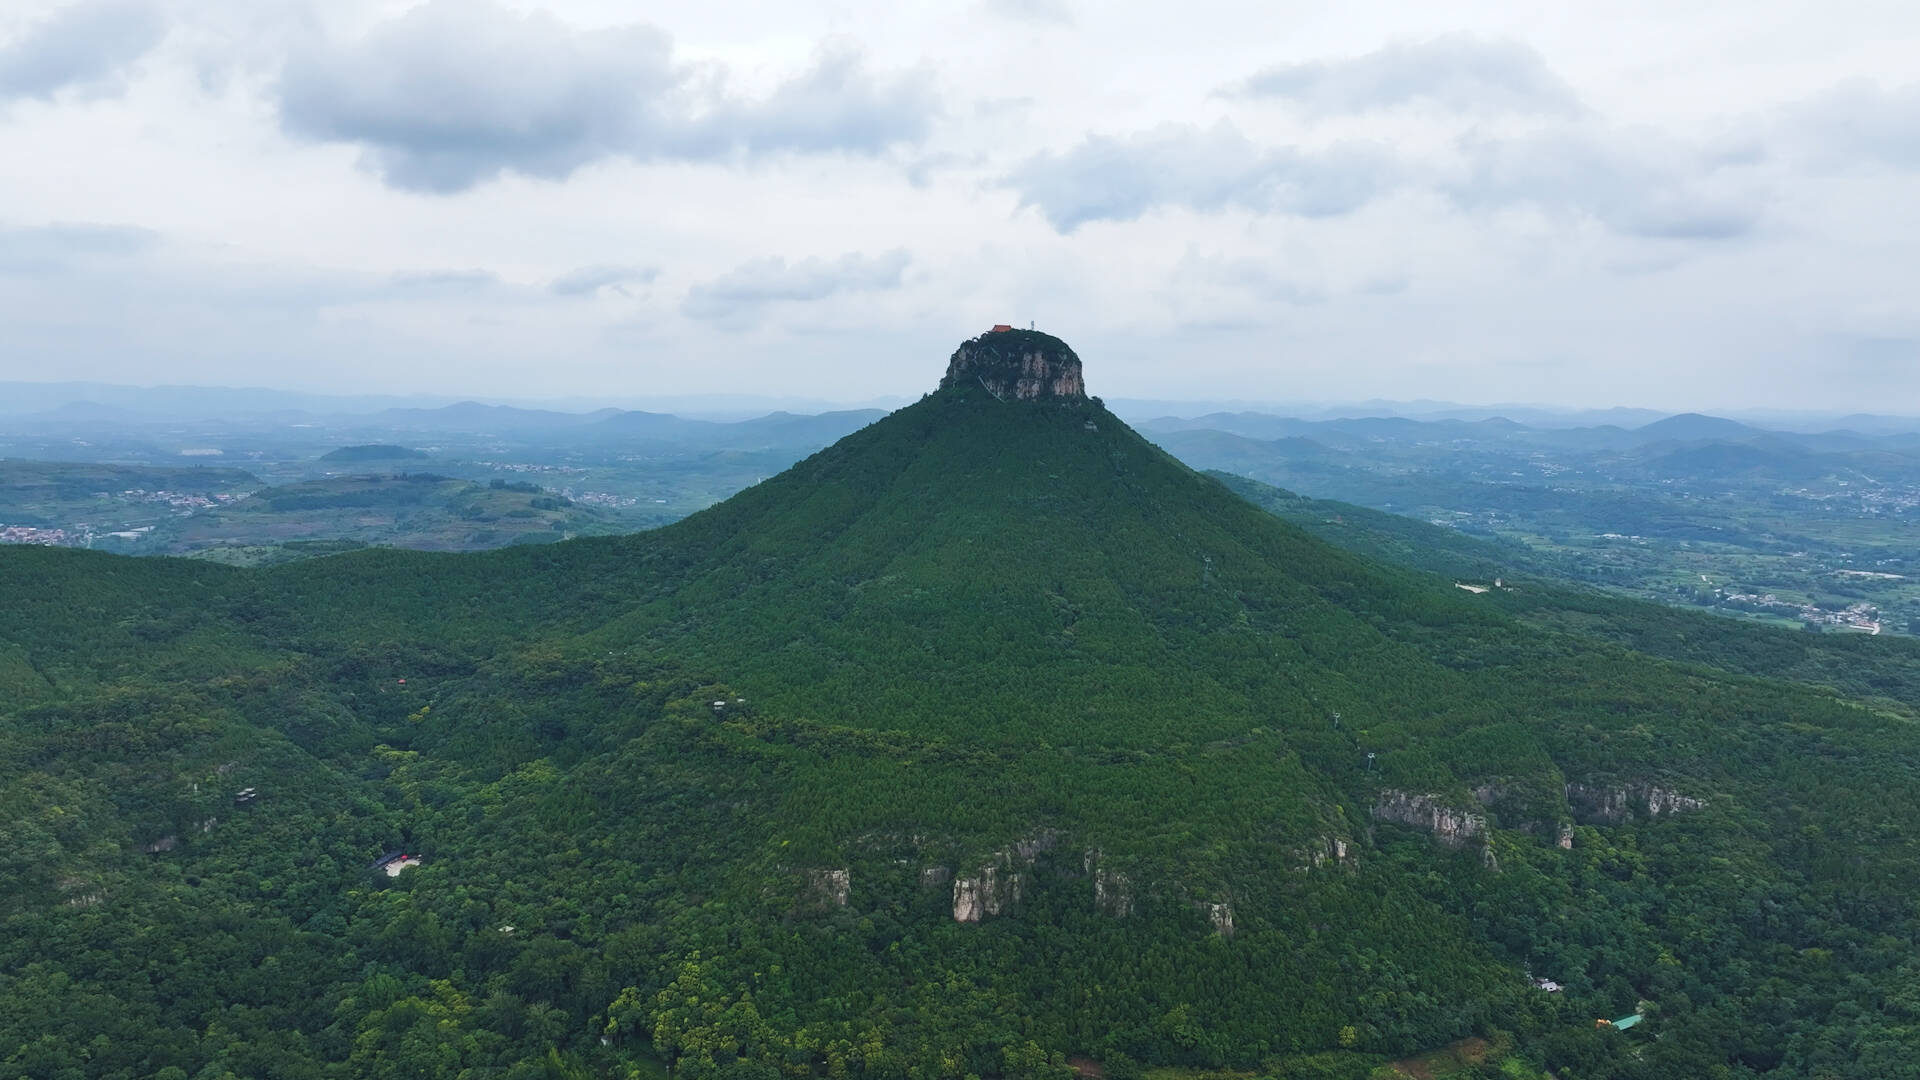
[0,381,906,422]
[1138,408,1920,479]
[5,379,1919,434]
[357,402,893,451]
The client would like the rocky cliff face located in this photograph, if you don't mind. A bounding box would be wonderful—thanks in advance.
[1373,790,1487,849]
[1201,901,1234,936]
[807,868,851,908]
[1085,850,1134,917]
[952,874,984,922]
[1566,782,1706,824]
[952,863,1022,922]
[1311,834,1353,868]
[939,330,1087,403]
[949,830,1061,922]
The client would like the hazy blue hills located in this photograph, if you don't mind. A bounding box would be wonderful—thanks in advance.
[582,407,882,445]
[1631,412,1764,442]
[362,401,890,450]
[317,444,430,462]
[372,401,625,431]
[1138,408,1920,457]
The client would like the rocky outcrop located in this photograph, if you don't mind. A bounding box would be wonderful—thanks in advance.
[1094,868,1133,917]
[920,865,952,888]
[1200,901,1234,936]
[1314,834,1354,867]
[1373,791,1487,849]
[141,835,178,854]
[57,876,105,908]
[952,863,1022,922]
[1566,783,1706,825]
[940,330,1087,402]
[807,868,850,908]
[1645,787,1706,816]
[953,875,986,922]
[1293,833,1356,871]
[1556,823,1575,850]
[1084,851,1134,917]
[1011,829,1062,862]
[951,831,1061,922]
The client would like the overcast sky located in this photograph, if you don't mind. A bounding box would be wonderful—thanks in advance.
[2,0,1917,410]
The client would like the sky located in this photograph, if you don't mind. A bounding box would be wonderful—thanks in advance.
[1,0,1918,412]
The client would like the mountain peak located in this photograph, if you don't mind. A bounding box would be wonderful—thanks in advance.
[939,327,1087,402]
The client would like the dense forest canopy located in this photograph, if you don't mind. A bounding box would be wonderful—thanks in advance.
[3,345,1918,1080]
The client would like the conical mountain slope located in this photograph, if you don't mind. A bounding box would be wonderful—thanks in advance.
[581,331,1491,749]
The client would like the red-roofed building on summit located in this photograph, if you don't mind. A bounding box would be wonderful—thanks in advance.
[989,324,1014,333]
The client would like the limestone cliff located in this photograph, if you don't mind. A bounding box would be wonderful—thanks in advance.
[1084,850,1134,917]
[939,329,1087,403]
[952,863,1022,922]
[950,829,1061,922]
[1565,782,1706,824]
[1372,790,1488,849]
[1201,901,1235,936]
[806,868,851,908]
[1303,834,1354,869]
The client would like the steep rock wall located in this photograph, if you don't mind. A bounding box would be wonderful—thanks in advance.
[1566,782,1706,824]
[1372,790,1487,849]
[939,331,1087,402]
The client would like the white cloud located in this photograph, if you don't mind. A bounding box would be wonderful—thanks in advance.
[1779,79,1920,170]
[1223,36,1582,116]
[2,1,1920,411]
[982,0,1074,26]
[276,1,935,193]
[1004,123,1395,232]
[550,264,660,297]
[1442,127,1764,239]
[0,0,165,101]
[682,250,912,327]
[0,221,157,272]
[1005,118,1762,241]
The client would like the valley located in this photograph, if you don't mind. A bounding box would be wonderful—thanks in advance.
[1142,412,1920,636]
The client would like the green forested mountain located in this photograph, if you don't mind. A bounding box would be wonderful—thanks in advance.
[3,332,1917,1080]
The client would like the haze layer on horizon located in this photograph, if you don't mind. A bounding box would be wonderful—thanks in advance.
[1,0,1916,412]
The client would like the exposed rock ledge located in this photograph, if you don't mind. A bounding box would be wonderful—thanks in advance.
[806,868,850,908]
[1298,834,1354,870]
[953,863,1021,922]
[939,330,1087,403]
[1372,790,1487,849]
[1566,782,1707,825]
[1198,901,1234,936]
[1085,850,1133,917]
[951,830,1061,923]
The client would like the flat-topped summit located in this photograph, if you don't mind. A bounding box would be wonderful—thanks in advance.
[939,326,1086,402]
